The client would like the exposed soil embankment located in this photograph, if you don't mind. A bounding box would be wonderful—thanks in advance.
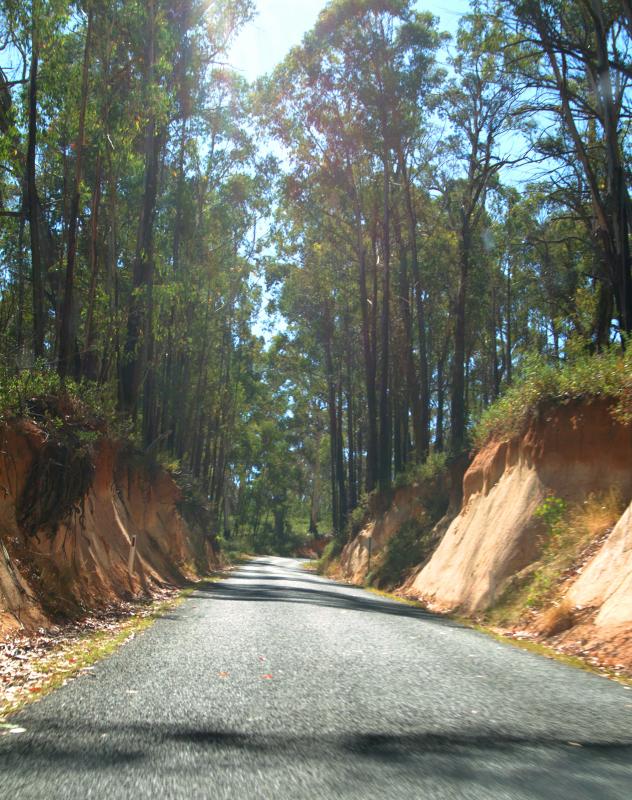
[339,472,449,587]
[562,501,632,668]
[408,400,632,614]
[339,399,632,673]
[0,420,217,636]
[340,485,423,583]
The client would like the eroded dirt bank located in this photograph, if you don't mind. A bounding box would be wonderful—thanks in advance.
[339,400,632,673]
[0,419,217,636]
[340,484,426,584]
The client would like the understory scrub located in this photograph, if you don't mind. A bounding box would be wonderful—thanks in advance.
[485,490,624,628]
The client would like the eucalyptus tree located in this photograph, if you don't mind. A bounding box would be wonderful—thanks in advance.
[438,8,522,455]
[259,0,445,492]
[500,0,632,344]
[0,0,278,542]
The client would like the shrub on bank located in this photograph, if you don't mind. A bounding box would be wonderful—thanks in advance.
[316,539,343,574]
[0,365,122,436]
[393,451,448,490]
[473,347,632,448]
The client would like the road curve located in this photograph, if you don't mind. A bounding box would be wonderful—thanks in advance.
[1,556,631,799]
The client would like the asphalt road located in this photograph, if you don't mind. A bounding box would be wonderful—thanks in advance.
[1,556,631,799]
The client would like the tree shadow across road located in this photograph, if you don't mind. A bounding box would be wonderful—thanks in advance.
[192,578,456,624]
[1,719,631,799]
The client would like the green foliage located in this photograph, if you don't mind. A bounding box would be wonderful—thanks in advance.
[174,471,214,536]
[369,518,434,590]
[316,538,343,575]
[534,495,567,537]
[394,452,448,489]
[494,495,571,611]
[7,374,105,540]
[486,490,625,624]
[473,347,632,448]
[0,366,120,435]
[347,492,372,538]
[235,513,311,557]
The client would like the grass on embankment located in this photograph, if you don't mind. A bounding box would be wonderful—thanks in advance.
[473,346,632,447]
[483,490,625,632]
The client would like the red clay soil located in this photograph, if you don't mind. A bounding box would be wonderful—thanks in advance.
[336,398,632,674]
[0,420,217,637]
[463,398,632,507]
[407,399,632,614]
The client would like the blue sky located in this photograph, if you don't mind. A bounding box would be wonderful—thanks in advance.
[229,0,472,81]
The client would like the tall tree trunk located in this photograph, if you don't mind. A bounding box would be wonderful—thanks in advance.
[506,260,512,384]
[394,213,423,460]
[323,301,345,535]
[58,7,93,378]
[587,0,632,333]
[16,212,26,353]
[436,345,447,452]
[378,142,391,491]
[309,425,322,535]
[336,385,347,528]
[491,281,500,399]
[356,233,378,493]
[121,0,160,416]
[398,150,430,459]
[356,427,364,505]
[392,389,404,476]
[343,310,357,511]
[82,154,102,379]
[346,384,357,512]
[327,383,339,536]
[172,115,187,274]
[450,215,470,455]
[26,28,44,358]
[142,296,159,448]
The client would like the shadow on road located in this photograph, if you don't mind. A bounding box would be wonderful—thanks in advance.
[2,719,631,799]
[191,579,454,624]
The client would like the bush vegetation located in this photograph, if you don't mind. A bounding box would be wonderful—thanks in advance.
[0,365,122,437]
[394,452,448,490]
[316,539,344,575]
[367,517,437,590]
[473,347,632,448]
[485,490,625,627]
[0,368,212,547]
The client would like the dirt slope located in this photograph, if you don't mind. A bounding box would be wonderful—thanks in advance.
[569,501,632,628]
[0,420,217,636]
[408,401,632,614]
[340,486,422,583]
[561,500,632,667]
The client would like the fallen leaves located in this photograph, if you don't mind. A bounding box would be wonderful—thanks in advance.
[0,590,181,721]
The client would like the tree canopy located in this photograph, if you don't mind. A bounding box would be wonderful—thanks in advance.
[0,0,630,549]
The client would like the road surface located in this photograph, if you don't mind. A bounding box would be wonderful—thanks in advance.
[1,556,631,798]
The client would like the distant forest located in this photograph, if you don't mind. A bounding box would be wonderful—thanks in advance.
[0,1,630,548]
